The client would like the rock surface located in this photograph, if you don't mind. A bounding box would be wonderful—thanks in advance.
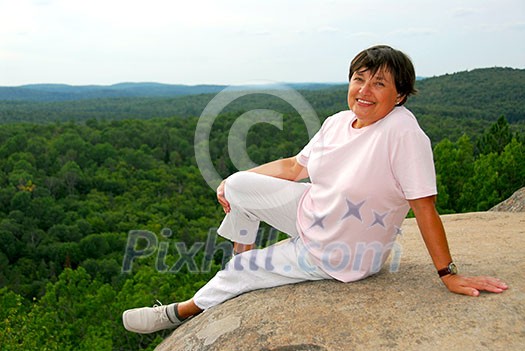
[490,187,525,212]
[155,212,525,351]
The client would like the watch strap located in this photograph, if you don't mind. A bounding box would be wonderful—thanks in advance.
[438,262,457,277]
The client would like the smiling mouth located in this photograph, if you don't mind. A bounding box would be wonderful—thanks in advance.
[357,98,374,105]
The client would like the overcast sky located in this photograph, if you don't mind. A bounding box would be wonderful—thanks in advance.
[1,0,524,86]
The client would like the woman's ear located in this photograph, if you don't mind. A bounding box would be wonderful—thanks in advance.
[396,94,406,105]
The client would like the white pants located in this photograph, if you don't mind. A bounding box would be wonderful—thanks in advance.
[193,172,332,310]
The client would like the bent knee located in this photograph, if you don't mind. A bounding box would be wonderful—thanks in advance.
[224,171,253,199]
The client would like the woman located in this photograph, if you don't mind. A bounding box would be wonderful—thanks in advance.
[123,45,508,334]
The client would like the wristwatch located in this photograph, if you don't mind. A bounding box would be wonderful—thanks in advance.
[438,262,458,278]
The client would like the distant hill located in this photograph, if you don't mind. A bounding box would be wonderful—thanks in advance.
[407,67,525,123]
[0,82,340,102]
[0,83,226,101]
[0,68,523,141]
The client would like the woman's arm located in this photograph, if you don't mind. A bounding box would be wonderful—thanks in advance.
[246,156,308,181]
[409,195,508,296]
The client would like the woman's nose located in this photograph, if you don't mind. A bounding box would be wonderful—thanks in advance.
[359,81,371,95]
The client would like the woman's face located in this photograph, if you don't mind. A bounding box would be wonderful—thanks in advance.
[347,67,402,128]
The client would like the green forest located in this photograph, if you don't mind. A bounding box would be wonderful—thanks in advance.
[1,68,524,350]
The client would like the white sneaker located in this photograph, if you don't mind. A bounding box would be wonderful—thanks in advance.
[122,302,183,334]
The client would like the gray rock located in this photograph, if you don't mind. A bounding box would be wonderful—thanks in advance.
[490,187,525,212]
[156,212,525,351]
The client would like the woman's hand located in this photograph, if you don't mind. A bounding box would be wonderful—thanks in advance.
[441,274,508,297]
[217,179,230,213]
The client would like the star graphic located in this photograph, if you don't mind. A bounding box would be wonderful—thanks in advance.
[394,226,403,236]
[369,211,388,228]
[310,213,326,229]
[341,199,365,222]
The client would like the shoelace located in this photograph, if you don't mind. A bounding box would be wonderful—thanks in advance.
[152,300,170,324]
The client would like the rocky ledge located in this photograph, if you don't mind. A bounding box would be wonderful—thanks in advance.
[155,211,525,351]
[490,187,525,212]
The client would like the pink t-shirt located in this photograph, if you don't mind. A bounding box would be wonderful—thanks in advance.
[296,107,437,282]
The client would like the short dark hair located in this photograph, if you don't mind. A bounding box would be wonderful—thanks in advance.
[349,45,417,105]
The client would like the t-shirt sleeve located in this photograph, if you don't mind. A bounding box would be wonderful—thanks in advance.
[296,117,330,167]
[390,129,437,200]
[296,131,320,167]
